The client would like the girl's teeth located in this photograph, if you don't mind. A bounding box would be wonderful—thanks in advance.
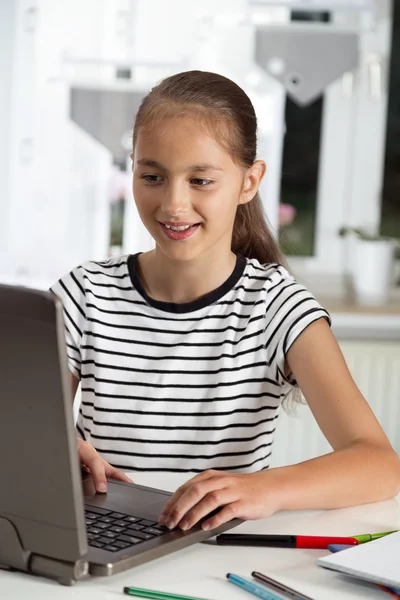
[165,224,191,231]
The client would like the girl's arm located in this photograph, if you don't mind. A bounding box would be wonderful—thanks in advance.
[159,319,400,531]
[265,318,400,510]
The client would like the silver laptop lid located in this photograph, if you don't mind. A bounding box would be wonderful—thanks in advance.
[0,284,88,583]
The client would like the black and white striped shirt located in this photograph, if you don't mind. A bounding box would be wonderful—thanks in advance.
[51,253,330,473]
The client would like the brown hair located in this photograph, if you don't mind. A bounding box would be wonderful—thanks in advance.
[132,70,286,267]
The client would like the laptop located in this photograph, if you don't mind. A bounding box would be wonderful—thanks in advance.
[0,283,240,586]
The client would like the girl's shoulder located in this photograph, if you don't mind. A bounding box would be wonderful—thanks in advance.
[77,254,130,276]
[243,257,295,288]
[242,256,330,323]
[51,254,131,303]
[67,254,131,288]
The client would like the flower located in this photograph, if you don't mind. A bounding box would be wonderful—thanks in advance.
[279,203,297,227]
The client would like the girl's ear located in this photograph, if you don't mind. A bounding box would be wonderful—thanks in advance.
[239,160,267,205]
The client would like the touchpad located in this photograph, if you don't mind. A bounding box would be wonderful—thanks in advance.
[82,475,171,517]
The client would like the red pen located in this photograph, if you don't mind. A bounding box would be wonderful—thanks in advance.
[216,533,359,549]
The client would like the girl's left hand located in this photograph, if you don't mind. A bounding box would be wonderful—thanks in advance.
[158,469,279,532]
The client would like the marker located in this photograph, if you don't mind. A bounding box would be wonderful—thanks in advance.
[123,586,212,600]
[217,534,359,549]
[226,573,283,600]
[252,571,315,600]
[353,531,398,543]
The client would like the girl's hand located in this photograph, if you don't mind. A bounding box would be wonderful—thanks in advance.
[158,469,278,532]
[78,438,133,492]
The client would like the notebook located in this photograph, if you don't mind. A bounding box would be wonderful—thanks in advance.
[317,531,400,590]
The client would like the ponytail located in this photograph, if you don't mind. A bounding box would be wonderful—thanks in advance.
[232,193,287,266]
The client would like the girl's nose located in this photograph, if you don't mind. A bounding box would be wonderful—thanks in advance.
[161,186,190,217]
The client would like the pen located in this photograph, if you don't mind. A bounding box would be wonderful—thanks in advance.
[252,571,315,600]
[123,586,211,600]
[226,573,283,600]
[217,534,359,549]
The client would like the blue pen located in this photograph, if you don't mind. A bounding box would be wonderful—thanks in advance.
[226,573,283,600]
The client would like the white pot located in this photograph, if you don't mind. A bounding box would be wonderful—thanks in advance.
[351,238,395,306]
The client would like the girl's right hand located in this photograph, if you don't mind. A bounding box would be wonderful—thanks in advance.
[77,438,133,492]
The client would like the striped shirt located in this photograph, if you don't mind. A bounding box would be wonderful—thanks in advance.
[50,253,330,474]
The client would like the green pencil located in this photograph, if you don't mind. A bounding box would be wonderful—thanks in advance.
[123,585,213,600]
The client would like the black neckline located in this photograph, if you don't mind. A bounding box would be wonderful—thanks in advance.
[127,253,247,314]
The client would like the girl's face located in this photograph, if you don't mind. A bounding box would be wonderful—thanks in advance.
[132,116,262,263]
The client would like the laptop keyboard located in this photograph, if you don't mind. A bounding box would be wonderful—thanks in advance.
[85,505,170,553]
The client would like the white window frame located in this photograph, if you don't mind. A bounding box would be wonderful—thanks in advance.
[287,0,393,276]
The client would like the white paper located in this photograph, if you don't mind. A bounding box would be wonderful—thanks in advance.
[317,531,400,589]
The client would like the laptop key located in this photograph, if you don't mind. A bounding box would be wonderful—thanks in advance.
[143,527,167,536]
[87,526,102,535]
[117,534,143,545]
[102,531,118,539]
[125,523,145,531]
[137,519,157,527]
[104,544,120,552]
[98,516,114,524]
[85,512,98,520]
[110,512,126,519]
[125,529,154,541]
[124,516,140,524]
[89,541,104,549]
[113,519,129,527]
[114,541,131,549]
[96,522,110,530]
[85,505,112,516]
[87,532,99,540]
[109,525,125,534]
[97,536,114,545]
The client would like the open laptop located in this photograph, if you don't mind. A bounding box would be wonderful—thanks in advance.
[0,283,240,586]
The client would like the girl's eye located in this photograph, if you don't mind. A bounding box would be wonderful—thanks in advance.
[191,178,212,187]
[141,174,163,184]
[140,175,213,186]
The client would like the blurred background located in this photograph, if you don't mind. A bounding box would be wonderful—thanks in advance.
[0,0,399,466]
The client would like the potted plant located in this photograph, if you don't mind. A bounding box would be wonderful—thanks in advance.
[339,227,400,306]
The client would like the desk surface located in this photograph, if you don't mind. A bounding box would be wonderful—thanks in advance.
[2,472,400,600]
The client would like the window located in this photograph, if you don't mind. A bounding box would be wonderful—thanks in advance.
[279,96,323,256]
[381,0,400,240]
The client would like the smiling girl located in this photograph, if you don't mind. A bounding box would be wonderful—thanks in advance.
[51,70,400,533]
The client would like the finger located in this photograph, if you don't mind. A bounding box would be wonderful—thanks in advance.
[201,500,242,531]
[161,477,229,529]
[177,488,238,531]
[86,456,108,492]
[106,464,134,484]
[159,470,221,523]
[79,442,108,492]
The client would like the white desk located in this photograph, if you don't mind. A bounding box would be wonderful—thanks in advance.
[2,473,400,600]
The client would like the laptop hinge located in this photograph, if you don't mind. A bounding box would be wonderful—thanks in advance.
[30,554,89,586]
[0,515,89,586]
[0,517,31,572]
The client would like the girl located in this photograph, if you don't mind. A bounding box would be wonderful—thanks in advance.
[51,70,400,533]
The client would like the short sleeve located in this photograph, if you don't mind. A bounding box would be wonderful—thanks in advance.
[49,266,86,379]
[265,270,331,388]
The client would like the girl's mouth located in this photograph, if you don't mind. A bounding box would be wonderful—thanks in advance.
[159,222,200,241]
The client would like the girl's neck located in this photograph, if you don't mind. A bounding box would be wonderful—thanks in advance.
[137,247,238,305]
